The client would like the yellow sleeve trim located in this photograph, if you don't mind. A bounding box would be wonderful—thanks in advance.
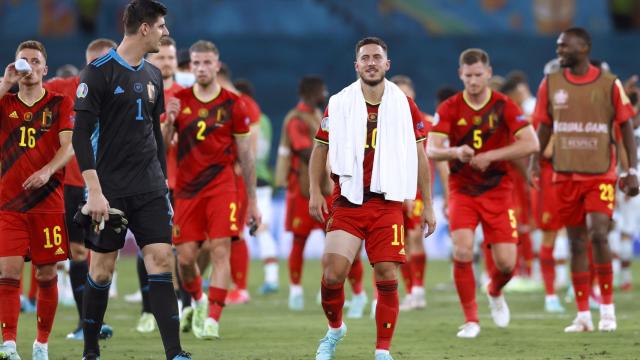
[416,137,426,143]
[233,131,251,137]
[314,138,329,145]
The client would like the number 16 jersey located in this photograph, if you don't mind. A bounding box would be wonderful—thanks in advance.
[431,90,527,196]
[173,87,250,199]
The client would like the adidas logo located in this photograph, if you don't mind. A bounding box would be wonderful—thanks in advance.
[230,224,238,231]
[399,248,406,255]
[182,107,192,115]
[457,118,467,126]
[114,86,124,95]
[9,111,18,119]
[55,247,65,256]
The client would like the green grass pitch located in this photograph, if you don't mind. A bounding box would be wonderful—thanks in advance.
[12,257,640,359]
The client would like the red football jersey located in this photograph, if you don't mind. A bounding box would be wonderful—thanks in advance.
[0,90,73,213]
[239,93,261,125]
[161,81,184,191]
[315,96,427,205]
[173,87,251,199]
[432,90,528,196]
[532,65,635,182]
[44,76,84,187]
[286,102,317,195]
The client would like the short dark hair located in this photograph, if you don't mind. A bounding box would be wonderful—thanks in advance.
[86,38,117,53]
[159,36,176,47]
[234,79,254,97]
[563,27,592,49]
[436,86,457,104]
[355,37,387,58]
[16,40,47,62]
[459,48,490,67]
[298,75,325,98]
[122,0,168,36]
[189,40,219,55]
[501,70,528,94]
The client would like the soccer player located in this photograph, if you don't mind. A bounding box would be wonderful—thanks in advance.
[44,37,117,341]
[215,63,258,305]
[391,74,450,311]
[531,27,638,332]
[132,35,183,334]
[71,1,190,359]
[428,48,540,338]
[0,40,74,360]
[235,78,281,295]
[310,37,436,360]
[165,40,260,339]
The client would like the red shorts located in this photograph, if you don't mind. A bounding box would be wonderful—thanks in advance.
[327,197,405,264]
[0,211,69,265]
[511,171,530,228]
[448,188,518,244]
[236,175,248,235]
[531,162,563,231]
[285,190,326,237]
[403,197,424,231]
[173,187,239,244]
[556,179,616,227]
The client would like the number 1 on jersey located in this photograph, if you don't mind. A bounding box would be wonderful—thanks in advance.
[135,98,143,121]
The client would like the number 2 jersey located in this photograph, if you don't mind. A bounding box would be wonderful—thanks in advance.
[173,87,251,199]
[0,91,73,213]
[432,90,528,196]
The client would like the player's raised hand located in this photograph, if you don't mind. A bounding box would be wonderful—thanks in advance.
[455,145,474,163]
[2,62,29,85]
[22,166,53,190]
[469,151,493,172]
[309,188,328,223]
[422,203,436,238]
[85,189,110,223]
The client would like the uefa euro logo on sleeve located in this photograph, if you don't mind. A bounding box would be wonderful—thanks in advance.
[76,83,88,99]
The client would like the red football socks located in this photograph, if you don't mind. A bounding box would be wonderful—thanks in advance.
[230,239,249,290]
[321,277,344,329]
[182,274,203,302]
[453,260,478,323]
[288,235,306,285]
[347,257,363,295]
[571,271,591,312]
[399,264,412,294]
[594,262,613,305]
[539,244,556,295]
[375,280,399,351]
[36,276,58,343]
[410,253,426,288]
[208,286,227,321]
[0,278,20,342]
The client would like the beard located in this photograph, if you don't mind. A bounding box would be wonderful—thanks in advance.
[359,69,385,86]
[559,55,577,68]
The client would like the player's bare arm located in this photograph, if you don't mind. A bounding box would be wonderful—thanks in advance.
[236,133,262,227]
[427,132,474,162]
[161,97,179,148]
[417,141,436,237]
[23,130,74,190]
[470,125,539,172]
[434,160,450,217]
[619,119,639,196]
[308,141,329,223]
[530,122,553,179]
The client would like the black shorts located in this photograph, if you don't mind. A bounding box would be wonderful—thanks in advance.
[85,189,173,253]
[64,185,85,244]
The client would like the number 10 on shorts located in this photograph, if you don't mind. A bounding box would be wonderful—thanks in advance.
[391,224,404,246]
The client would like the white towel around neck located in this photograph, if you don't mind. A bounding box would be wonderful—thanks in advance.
[327,78,418,205]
